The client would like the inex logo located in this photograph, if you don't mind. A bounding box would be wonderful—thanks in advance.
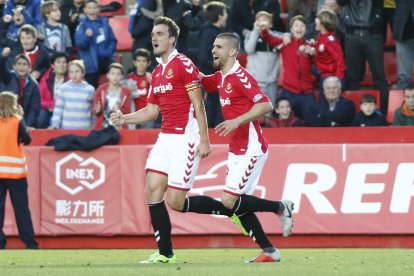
[56,153,106,195]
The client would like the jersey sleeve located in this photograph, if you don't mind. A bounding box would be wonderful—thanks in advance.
[237,68,270,104]
[200,73,219,92]
[178,56,201,93]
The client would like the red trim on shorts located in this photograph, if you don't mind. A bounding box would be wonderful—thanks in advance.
[168,185,190,191]
[146,169,168,177]
[224,189,242,196]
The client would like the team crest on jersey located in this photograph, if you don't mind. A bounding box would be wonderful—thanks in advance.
[225,83,232,93]
[166,68,174,78]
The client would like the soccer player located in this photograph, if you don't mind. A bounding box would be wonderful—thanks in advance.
[200,32,295,262]
[110,16,242,264]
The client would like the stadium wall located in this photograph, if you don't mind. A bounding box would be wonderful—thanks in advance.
[5,127,414,249]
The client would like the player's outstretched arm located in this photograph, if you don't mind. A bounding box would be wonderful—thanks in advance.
[110,103,159,126]
[215,102,273,137]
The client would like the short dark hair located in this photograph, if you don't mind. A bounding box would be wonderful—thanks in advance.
[51,52,69,64]
[289,15,307,29]
[204,1,226,24]
[216,32,240,50]
[360,93,376,104]
[275,96,290,109]
[154,16,180,42]
[14,54,31,66]
[404,85,414,94]
[133,48,151,61]
[108,62,124,75]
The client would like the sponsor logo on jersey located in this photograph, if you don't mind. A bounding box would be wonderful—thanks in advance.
[225,83,232,93]
[253,94,264,103]
[220,97,231,106]
[153,83,173,94]
[166,68,174,78]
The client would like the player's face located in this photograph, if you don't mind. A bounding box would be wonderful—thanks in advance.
[69,64,84,83]
[20,32,36,50]
[360,102,376,116]
[151,24,175,57]
[52,57,68,75]
[323,79,341,102]
[276,99,291,119]
[133,56,150,75]
[212,37,231,70]
[290,20,306,39]
[13,58,30,77]
[404,89,414,111]
[107,68,123,85]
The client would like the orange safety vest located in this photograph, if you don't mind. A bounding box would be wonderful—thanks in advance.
[0,116,28,179]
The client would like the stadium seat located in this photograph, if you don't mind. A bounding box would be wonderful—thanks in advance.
[109,16,133,51]
[100,0,125,17]
[384,25,395,49]
[343,90,380,113]
[359,52,397,86]
[386,90,404,123]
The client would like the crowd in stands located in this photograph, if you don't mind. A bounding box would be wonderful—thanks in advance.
[0,0,413,131]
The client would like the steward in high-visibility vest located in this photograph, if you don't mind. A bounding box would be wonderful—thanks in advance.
[0,116,28,179]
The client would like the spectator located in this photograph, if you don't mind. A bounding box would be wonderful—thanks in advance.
[0,5,26,48]
[264,97,301,127]
[50,60,95,129]
[232,0,285,50]
[163,0,191,55]
[288,0,316,25]
[393,0,414,90]
[129,0,157,56]
[337,0,389,114]
[198,1,227,128]
[126,48,154,129]
[392,86,414,126]
[36,0,72,55]
[382,0,395,43]
[0,50,40,129]
[6,24,50,81]
[305,76,355,126]
[3,0,43,26]
[309,8,345,102]
[75,0,117,89]
[0,91,38,250]
[245,11,282,115]
[0,0,5,15]
[60,0,85,44]
[261,15,316,119]
[93,63,131,130]
[37,52,69,129]
[352,93,388,126]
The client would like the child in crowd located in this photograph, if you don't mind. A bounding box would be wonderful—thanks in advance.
[352,93,388,126]
[93,63,131,129]
[75,0,117,89]
[37,52,69,128]
[0,92,38,250]
[3,0,43,26]
[0,5,27,48]
[0,49,40,129]
[50,60,95,129]
[6,24,50,81]
[264,97,301,127]
[126,48,154,128]
[260,15,316,119]
[37,0,72,55]
[309,9,345,102]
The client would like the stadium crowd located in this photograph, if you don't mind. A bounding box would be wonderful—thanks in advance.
[0,0,414,130]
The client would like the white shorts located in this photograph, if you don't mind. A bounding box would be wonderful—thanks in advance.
[145,133,200,191]
[224,151,268,196]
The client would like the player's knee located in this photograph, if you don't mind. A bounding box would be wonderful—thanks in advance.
[166,196,185,212]
[221,195,236,210]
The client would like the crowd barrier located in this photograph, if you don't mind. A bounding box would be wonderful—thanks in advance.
[4,127,414,248]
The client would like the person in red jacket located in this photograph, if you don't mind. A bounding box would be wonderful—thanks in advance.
[93,63,131,129]
[261,15,316,119]
[309,9,345,103]
[264,97,301,127]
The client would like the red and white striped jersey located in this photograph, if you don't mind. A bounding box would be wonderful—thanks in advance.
[201,61,270,155]
[147,50,201,134]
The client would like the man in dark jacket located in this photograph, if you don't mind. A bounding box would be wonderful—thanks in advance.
[0,50,40,128]
[393,0,414,89]
[337,0,388,114]
[305,76,355,126]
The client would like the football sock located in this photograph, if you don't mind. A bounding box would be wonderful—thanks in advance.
[238,212,273,249]
[182,196,232,217]
[233,194,285,213]
[148,200,173,257]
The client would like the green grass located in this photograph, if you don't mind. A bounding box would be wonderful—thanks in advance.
[0,249,413,276]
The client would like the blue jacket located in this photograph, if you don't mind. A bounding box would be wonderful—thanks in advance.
[0,56,40,127]
[352,111,388,126]
[75,16,117,74]
[3,0,43,26]
[305,97,356,127]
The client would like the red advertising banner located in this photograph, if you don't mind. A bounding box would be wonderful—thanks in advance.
[3,143,414,236]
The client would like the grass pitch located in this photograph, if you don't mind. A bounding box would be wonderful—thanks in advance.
[0,248,413,276]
